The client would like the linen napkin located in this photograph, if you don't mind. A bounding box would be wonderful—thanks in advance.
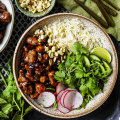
[57,0,120,41]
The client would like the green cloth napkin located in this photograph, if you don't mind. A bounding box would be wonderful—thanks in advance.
[57,0,120,41]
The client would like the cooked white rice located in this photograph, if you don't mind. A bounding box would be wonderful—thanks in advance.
[44,18,103,51]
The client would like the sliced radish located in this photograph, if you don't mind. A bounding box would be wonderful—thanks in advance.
[37,91,55,108]
[60,90,69,107]
[57,101,71,114]
[57,90,64,102]
[72,91,83,109]
[63,90,76,109]
[64,88,77,92]
[56,82,65,94]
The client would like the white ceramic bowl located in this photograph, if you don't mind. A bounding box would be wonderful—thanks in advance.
[0,0,14,52]
[13,13,118,118]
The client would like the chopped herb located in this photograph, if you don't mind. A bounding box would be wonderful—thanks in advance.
[39,103,44,108]
[0,57,33,120]
[54,43,112,107]
[53,101,57,110]
[46,88,55,91]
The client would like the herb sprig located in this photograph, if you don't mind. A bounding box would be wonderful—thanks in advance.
[54,43,112,107]
[0,57,33,120]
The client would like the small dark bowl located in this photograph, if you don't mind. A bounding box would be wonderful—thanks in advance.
[15,0,55,17]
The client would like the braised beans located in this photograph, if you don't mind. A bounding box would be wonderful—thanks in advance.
[18,34,58,99]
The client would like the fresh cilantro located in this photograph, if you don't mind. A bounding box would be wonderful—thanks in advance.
[0,57,33,120]
[54,43,112,107]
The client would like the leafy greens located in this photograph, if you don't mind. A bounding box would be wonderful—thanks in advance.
[54,42,112,107]
[0,57,33,120]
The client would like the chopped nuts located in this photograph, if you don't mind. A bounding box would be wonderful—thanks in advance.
[49,59,52,66]
[45,46,49,52]
[55,52,58,57]
[53,57,57,62]
[51,46,56,52]
[19,0,52,13]
[34,28,67,66]
[40,35,44,39]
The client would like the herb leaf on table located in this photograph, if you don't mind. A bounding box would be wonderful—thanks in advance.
[0,57,33,120]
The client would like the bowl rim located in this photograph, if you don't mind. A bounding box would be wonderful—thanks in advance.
[13,13,118,119]
[15,0,56,17]
[0,0,15,53]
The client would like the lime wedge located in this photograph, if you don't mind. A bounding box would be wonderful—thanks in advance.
[90,47,111,63]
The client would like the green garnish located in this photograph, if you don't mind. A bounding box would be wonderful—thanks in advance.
[53,101,57,110]
[46,88,55,91]
[0,57,33,120]
[54,42,112,107]
[39,103,44,108]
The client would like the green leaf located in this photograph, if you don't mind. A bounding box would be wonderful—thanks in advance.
[86,77,96,89]
[91,88,101,96]
[70,42,88,55]
[79,85,88,97]
[66,75,72,85]
[16,90,22,101]
[0,111,9,118]
[20,100,24,108]
[55,71,65,78]
[1,103,13,114]
[8,56,13,72]
[7,72,14,82]
[65,53,75,68]
[3,85,17,97]
[54,75,63,82]
[0,98,7,105]
[75,70,84,78]
[70,42,81,55]
[0,66,9,72]
[0,72,7,87]
[24,106,33,116]
[12,111,21,120]
[58,63,65,71]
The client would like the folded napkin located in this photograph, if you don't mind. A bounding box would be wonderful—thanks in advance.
[57,0,120,41]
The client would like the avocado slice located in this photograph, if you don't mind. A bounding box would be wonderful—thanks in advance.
[103,60,112,75]
[99,64,106,73]
[89,55,101,61]
[84,56,90,68]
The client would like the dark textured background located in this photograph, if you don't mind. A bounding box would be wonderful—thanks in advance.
[0,1,120,120]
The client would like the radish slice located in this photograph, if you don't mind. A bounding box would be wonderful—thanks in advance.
[57,101,70,114]
[72,91,83,109]
[57,90,64,102]
[56,82,65,94]
[60,90,69,107]
[37,91,55,108]
[63,90,76,109]
[65,88,77,91]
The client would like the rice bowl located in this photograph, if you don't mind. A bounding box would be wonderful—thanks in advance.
[13,13,118,118]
